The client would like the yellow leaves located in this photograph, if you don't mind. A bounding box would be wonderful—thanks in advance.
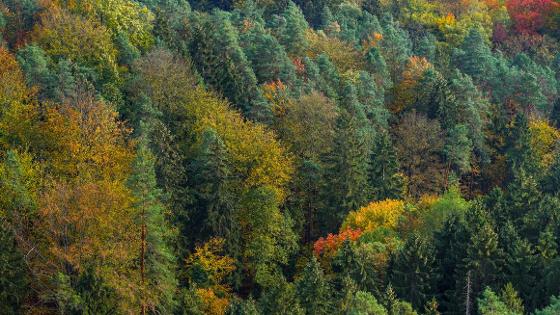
[341,199,406,233]
[38,97,133,182]
[186,88,293,201]
[33,3,119,78]
[0,48,31,104]
[186,238,236,287]
[186,238,236,314]
[305,29,364,74]
[391,56,433,113]
[72,0,155,50]
[529,119,560,168]
[196,288,231,315]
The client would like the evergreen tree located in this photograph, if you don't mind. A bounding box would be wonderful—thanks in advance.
[434,214,468,313]
[296,257,332,315]
[189,128,237,245]
[240,23,297,85]
[0,218,28,315]
[129,136,178,314]
[278,2,309,56]
[390,234,436,310]
[189,11,268,120]
[323,83,370,231]
[452,28,494,84]
[368,131,403,201]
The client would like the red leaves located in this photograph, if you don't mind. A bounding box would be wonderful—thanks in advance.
[506,0,559,34]
[313,228,362,257]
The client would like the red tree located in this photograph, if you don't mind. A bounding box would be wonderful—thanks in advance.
[506,0,559,34]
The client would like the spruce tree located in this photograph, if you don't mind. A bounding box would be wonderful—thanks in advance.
[129,137,178,314]
[368,131,403,201]
[390,234,437,310]
[323,83,370,230]
[296,257,332,315]
[278,2,309,56]
[189,11,268,120]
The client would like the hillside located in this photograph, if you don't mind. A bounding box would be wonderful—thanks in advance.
[1,0,560,314]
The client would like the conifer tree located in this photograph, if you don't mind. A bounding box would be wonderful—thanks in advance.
[189,11,268,120]
[390,234,437,310]
[323,83,370,230]
[278,2,309,56]
[296,257,332,315]
[189,128,238,248]
[129,137,178,314]
[452,28,494,84]
[368,131,403,201]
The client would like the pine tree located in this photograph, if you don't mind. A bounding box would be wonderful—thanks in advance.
[500,283,525,315]
[278,1,309,56]
[505,114,541,181]
[296,257,332,315]
[434,214,468,313]
[452,28,494,84]
[368,131,403,201]
[129,136,178,314]
[240,23,297,85]
[0,218,28,315]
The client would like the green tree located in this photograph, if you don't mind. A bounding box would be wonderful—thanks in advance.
[296,257,332,315]
[390,234,436,310]
[477,287,521,315]
[368,131,403,201]
[189,11,267,120]
[452,28,494,84]
[129,138,178,314]
[278,1,309,56]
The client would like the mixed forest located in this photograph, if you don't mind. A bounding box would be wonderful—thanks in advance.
[4,0,560,314]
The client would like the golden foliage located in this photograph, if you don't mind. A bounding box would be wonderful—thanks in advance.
[186,238,236,288]
[0,48,31,104]
[341,199,406,233]
[305,29,364,74]
[33,3,119,79]
[529,119,560,168]
[391,56,433,113]
[37,95,133,182]
[186,88,294,201]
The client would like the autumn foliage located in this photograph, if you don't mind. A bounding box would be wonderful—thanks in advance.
[313,228,363,257]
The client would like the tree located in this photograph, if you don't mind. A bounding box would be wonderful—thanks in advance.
[506,0,557,34]
[452,28,494,84]
[189,11,267,120]
[477,287,521,315]
[394,111,445,198]
[389,234,436,310]
[277,1,309,56]
[0,215,28,315]
[240,23,297,85]
[33,4,119,83]
[296,257,332,315]
[500,283,525,315]
[346,291,387,315]
[129,138,178,314]
[189,128,238,250]
[368,131,404,201]
[323,84,371,231]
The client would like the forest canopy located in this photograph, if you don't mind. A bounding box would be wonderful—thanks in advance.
[2,0,560,314]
